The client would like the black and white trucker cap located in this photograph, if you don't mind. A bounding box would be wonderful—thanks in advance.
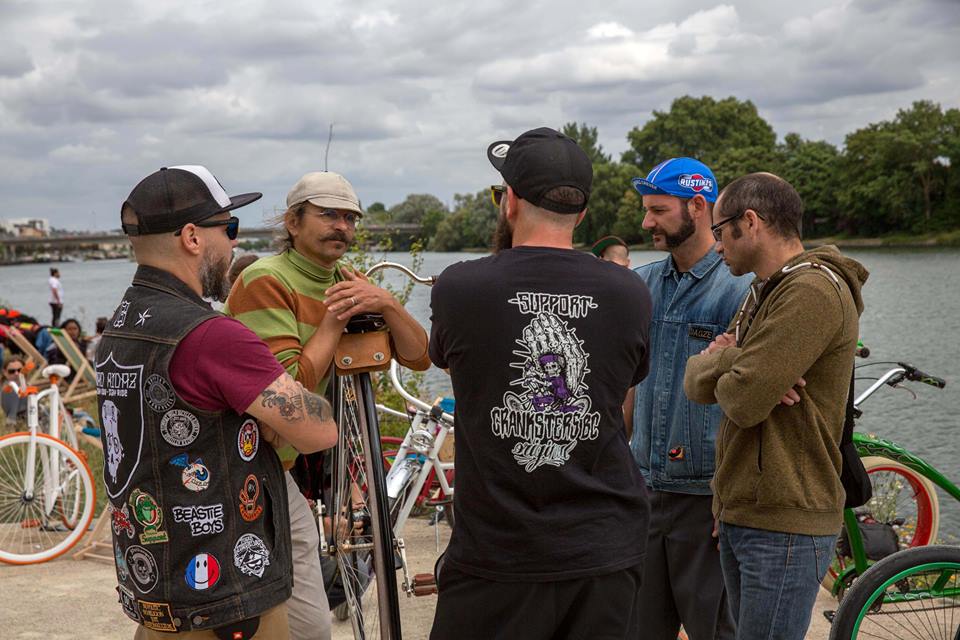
[121,165,262,236]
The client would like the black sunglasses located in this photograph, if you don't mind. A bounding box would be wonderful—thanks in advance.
[710,211,747,242]
[175,216,240,240]
[490,185,506,207]
[5,367,22,374]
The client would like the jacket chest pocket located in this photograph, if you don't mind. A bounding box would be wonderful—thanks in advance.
[660,323,725,480]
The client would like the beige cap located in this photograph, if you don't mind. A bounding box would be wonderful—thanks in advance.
[286,171,363,216]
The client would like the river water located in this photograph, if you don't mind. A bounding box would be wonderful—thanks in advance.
[2,249,958,536]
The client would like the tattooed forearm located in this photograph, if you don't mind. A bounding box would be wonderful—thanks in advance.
[259,379,305,422]
[303,390,334,421]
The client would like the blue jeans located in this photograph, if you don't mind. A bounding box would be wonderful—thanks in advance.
[718,522,837,640]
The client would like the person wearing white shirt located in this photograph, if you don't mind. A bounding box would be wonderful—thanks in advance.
[48,268,64,326]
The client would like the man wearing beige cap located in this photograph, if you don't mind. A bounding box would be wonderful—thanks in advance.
[225,171,429,639]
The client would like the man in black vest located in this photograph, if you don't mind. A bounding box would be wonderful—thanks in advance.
[99,165,338,639]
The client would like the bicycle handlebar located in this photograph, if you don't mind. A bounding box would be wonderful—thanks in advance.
[365,261,437,285]
[898,362,947,389]
[387,361,454,424]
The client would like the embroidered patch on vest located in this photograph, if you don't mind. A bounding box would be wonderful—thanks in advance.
[668,446,685,461]
[125,545,159,593]
[138,600,177,632]
[160,409,200,447]
[237,420,259,461]
[234,533,271,578]
[129,489,168,544]
[117,584,141,622]
[113,300,131,328]
[170,454,210,491]
[96,352,145,499]
[239,474,263,522]
[185,552,221,591]
[115,543,130,582]
[172,504,224,536]
[688,326,715,341]
[144,374,175,413]
[110,503,135,539]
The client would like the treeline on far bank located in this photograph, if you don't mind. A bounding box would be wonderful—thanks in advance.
[358,96,960,251]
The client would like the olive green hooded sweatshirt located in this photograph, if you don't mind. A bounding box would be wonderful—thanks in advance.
[684,245,868,536]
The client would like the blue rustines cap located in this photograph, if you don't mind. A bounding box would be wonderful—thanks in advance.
[631,157,718,203]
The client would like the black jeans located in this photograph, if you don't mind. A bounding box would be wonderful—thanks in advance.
[50,303,63,327]
[638,490,735,640]
[430,562,643,640]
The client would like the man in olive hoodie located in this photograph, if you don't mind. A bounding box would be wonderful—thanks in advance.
[684,173,868,640]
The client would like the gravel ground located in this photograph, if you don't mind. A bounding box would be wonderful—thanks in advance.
[0,518,834,639]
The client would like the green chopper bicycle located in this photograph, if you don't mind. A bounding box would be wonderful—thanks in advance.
[823,346,957,604]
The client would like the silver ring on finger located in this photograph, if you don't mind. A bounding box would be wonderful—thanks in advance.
[350,296,358,307]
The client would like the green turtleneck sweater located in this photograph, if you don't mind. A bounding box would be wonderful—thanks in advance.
[224,249,342,464]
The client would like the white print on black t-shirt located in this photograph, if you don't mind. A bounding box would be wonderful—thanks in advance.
[507,292,598,319]
[490,293,601,472]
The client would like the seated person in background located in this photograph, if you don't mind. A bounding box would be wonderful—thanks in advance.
[591,235,631,267]
[45,318,88,378]
[2,355,27,426]
[85,317,108,363]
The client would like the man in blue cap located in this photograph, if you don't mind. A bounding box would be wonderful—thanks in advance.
[624,158,749,640]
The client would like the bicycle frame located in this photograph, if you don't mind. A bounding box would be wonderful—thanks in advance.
[830,364,959,596]
[5,379,65,510]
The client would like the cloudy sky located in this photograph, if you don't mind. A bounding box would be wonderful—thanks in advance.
[1,0,957,231]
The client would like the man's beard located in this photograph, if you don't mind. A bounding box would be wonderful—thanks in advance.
[200,248,232,302]
[654,205,696,249]
[492,212,513,253]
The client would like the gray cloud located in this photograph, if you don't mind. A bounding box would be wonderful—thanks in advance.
[0,0,956,230]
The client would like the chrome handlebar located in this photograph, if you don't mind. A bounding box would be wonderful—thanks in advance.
[360,261,452,425]
[364,261,437,285]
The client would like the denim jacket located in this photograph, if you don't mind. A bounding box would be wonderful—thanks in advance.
[630,250,751,494]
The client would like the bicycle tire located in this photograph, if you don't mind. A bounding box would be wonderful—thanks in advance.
[822,456,941,594]
[331,372,402,639]
[829,545,960,639]
[0,432,96,564]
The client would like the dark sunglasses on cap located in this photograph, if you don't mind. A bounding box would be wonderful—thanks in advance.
[490,185,506,207]
[174,216,240,240]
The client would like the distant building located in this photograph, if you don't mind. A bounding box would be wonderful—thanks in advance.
[0,218,51,237]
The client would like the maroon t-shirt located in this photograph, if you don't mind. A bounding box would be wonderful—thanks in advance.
[169,316,284,413]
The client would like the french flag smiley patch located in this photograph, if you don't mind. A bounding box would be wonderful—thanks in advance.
[185,553,221,590]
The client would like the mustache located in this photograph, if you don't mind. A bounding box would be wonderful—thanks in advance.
[321,232,350,243]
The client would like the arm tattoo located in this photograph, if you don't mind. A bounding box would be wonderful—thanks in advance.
[259,375,332,423]
[259,377,305,422]
[303,390,334,421]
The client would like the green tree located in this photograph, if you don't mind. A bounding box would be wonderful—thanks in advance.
[561,122,611,164]
[574,162,641,245]
[388,194,448,224]
[779,134,841,237]
[622,95,777,180]
[612,190,646,243]
[365,201,389,225]
[431,190,497,251]
[838,101,958,234]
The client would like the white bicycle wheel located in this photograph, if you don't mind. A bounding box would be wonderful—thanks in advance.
[0,432,96,564]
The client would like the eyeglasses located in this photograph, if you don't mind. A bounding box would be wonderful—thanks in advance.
[312,209,358,227]
[710,211,747,242]
[175,216,240,240]
[490,185,506,207]
[5,367,22,375]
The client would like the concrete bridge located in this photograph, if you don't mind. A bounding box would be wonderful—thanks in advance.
[0,223,424,262]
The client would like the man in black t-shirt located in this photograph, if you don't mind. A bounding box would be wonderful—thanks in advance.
[428,127,653,640]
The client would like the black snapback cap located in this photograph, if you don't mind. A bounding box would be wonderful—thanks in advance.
[486,127,593,214]
[122,165,262,236]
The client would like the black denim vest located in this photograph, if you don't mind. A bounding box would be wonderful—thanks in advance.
[96,266,292,633]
